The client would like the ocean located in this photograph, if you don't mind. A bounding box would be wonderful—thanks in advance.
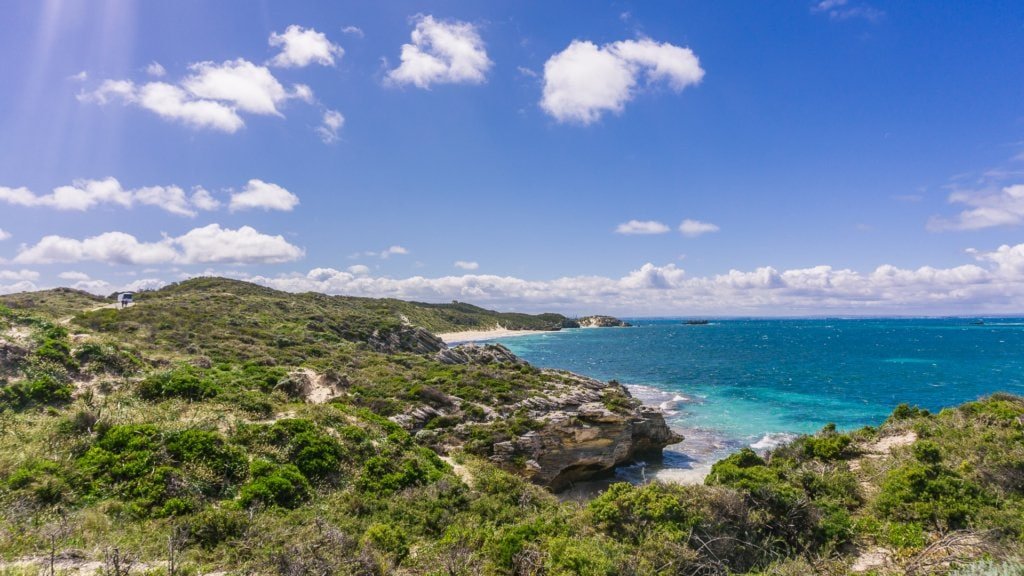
[489,318,1024,485]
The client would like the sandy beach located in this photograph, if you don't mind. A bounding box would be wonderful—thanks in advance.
[436,327,556,345]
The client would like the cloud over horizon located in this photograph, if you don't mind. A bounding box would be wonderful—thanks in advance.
[9,241,1024,317]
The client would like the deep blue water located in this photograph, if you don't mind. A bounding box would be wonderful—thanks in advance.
[490,318,1024,477]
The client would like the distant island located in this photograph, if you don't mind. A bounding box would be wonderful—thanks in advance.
[0,277,1021,574]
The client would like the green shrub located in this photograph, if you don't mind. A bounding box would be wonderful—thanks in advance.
[544,535,618,576]
[588,483,699,543]
[0,373,73,409]
[186,507,248,550]
[6,459,67,505]
[238,462,310,509]
[73,342,142,375]
[138,365,218,400]
[876,459,987,529]
[362,522,409,562]
[889,403,929,421]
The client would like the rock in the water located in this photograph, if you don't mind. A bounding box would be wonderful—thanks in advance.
[576,315,632,328]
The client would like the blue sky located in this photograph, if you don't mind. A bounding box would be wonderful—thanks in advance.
[1,0,1023,315]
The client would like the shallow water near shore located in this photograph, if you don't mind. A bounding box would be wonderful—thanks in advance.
[489,318,1024,488]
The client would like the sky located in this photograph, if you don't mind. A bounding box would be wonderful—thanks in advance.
[1,0,1024,315]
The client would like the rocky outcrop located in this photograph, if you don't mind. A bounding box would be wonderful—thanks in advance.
[435,343,524,366]
[491,386,681,491]
[577,315,632,328]
[368,325,445,354]
[398,341,680,491]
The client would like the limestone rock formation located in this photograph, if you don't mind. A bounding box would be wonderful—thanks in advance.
[576,315,632,328]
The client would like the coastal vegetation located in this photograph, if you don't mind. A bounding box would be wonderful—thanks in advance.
[0,278,1021,574]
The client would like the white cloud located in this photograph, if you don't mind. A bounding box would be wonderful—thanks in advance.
[173,224,304,264]
[183,59,305,115]
[58,271,91,281]
[199,240,1022,315]
[678,219,719,237]
[342,26,364,38]
[69,70,88,82]
[0,178,131,211]
[81,58,311,133]
[229,179,299,212]
[190,187,221,211]
[540,38,704,124]
[134,185,195,217]
[615,220,670,235]
[930,184,1024,231]
[347,264,370,275]
[13,225,304,266]
[316,109,345,143]
[454,260,479,270]
[382,246,408,258]
[0,229,10,241]
[0,270,39,282]
[0,178,261,216]
[386,15,492,88]
[146,62,166,77]
[15,232,180,265]
[136,81,245,132]
[0,281,36,296]
[268,25,344,68]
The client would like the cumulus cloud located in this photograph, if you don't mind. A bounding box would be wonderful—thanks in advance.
[0,281,36,295]
[146,62,166,77]
[929,184,1024,231]
[69,70,88,82]
[0,270,39,282]
[133,185,195,217]
[454,260,479,270]
[185,241,1024,315]
[0,178,130,211]
[341,26,364,38]
[316,109,345,143]
[0,178,279,217]
[380,245,409,259]
[615,220,670,235]
[228,179,300,212]
[13,224,303,266]
[58,271,91,281]
[268,25,344,68]
[541,38,704,124]
[190,187,221,211]
[80,58,312,133]
[0,229,10,241]
[386,15,492,88]
[347,264,370,275]
[183,59,307,115]
[678,219,719,237]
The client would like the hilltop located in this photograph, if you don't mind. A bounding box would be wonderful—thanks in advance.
[0,278,1021,575]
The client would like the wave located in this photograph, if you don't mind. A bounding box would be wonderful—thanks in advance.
[749,432,798,451]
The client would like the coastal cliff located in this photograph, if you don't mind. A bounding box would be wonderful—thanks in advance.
[394,343,680,489]
[576,315,632,328]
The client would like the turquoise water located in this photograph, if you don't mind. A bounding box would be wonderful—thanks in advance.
[490,318,1024,475]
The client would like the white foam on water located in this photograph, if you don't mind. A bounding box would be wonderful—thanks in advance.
[749,432,798,451]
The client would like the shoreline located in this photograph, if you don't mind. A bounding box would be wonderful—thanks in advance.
[436,328,557,345]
